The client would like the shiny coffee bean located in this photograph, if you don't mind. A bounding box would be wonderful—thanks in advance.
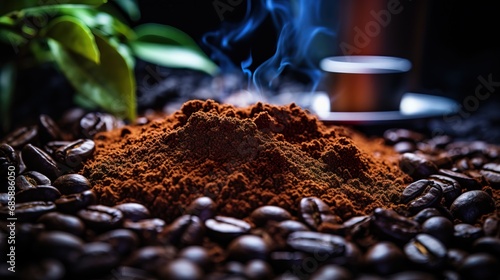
[277,220,310,234]
[0,143,19,171]
[400,179,433,204]
[483,215,500,238]
[160,214,204,247]
[1,125,38,149]
[37,211,85,236]
[178,246,211,272]
[15,171,51,191]
[125,246,176,273]
[450,190,495,224]
[0,193,9,205]
[399,153,438,179]
[227,235,270,262]
[372,208,421,242]
[54,139,95,169]
[79,112,122,138]
[287,231,346,258]
[108,266,155,280]
[429,174,462,206]
[44,140,72,156]
[459,253,499,280]
[407,183,442,214]
[186,196,216,222]
[300,197,341,230]
[364,241,406,275]
[95,229,139,256]
[53,173,91,195]
[205,216,251,242]
[77,204,124,231]
[158,259,203,280]
[0,201,56,222]
[393,141,417,154]
[244,259,274,280]
[15,185,61,203]
[38,114,63,144]
[480,163,500,187]
[270,251,309,273]
[35,231,84,265]
[383,128,425,144]
[472,236,500,258]
[453,223,484,249]
[404,233,447,269]
[309,264,352,280]
[20,259,65,280]
[438,169,482,190]
[250,205,292,227]
[422,216,454,246]
[55,189,96,213]
[411,208,443,224]
[114,202,151,222]
[22,144,61,180]
[123,218,165,244]
[70,242,120,277]
[446,248,468,270]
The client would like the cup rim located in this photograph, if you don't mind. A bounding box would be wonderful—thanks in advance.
[320,55,412,74]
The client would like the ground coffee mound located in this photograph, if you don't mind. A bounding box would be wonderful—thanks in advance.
[81,100,411,222]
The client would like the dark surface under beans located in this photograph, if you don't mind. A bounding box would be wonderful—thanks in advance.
[1,117,500,279]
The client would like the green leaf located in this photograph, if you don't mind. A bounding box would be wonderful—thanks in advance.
[112,0,140,21]
[43,16,100,64]
[130,42,219,75]
[0,0,108,16]
[48,33,136,120]
[0,62,16,132]
[133,24,201,50]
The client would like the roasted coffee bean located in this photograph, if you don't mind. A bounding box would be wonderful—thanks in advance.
[453,223,484,249]
[22,144,61,180]
[480,163,500,187]
[244,259,274,280]
[20,259,65,280]
[429,174,462,206]
[54,139,95,169]
[459,253,499,280]
[389,271,439,280]
[37,211,85,236]
[300,197,341,230]
[411,208,443,224]
[160,214,204,247]
[472,236,500,257]
[227,235,270,262]
[407,183,442,214]
[287,231,346,258]
[277,220,310,234]
[223,261,246,276]
[178,246,211,272]
[0,143,18,171]
[364,241,406,275]
[383,128,425,144]
[77,204,124,231]
[372,208,421,242]
[38,114,63,144]
[55,189,96,213]
[11,222,45,259]
[205,216,251,242]
[404,233,447,269]
[158,259,204,280]
[16,185,61,203]
[438,169,481,190]
[114,202,151,222]
[250,205,292,227]
[1,125,38,149]
[123,218,165,244]
[79,112,122,138]
[44,140,72,156]
[0,193,9,205]
[35,231,84,265]
[422,216,454,246]
[15,171,51,191]
[399,153,438,179]
[70,242,120,277]
[309,264,352,280]
[270,251,309,273]
[400,179,432,204]
[446,248,468,270]
[16,150,26,174]
[95,229,139,256]
[125,246,176,273]
[108,266,155,280]
[0,201,56,222]
[393,141,416,154]
[450,190,495,224]
[186,196,216,222]
[53,173,91,195]
[483,215,500,238]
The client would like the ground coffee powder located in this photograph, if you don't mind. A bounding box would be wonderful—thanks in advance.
[81,100,411,222]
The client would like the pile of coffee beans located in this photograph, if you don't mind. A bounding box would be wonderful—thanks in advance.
[1,114,499,279]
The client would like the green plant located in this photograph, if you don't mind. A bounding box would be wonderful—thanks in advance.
[0,0,219,129]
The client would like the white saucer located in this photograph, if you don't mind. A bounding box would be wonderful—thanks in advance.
[317,92,459,125]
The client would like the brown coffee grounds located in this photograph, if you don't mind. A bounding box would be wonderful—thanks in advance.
[81,100,411,222]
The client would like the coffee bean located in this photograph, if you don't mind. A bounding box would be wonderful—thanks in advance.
[70,242,120,277]
[0,201,56,222]
[300,197,341,230]
[480,163,500,187]
[429,174,462,206]
[55,189,96,213]
[446,248,468,270]
[178,246,211,272]
[79,112,122,138]
[483,215,500,238]
[114,202,151,222]
[244,259,274,280]
[109,266,155,280]
[16,185,61,203]
[0,193,9,205]
[383,128,425,144]
[411,208,443,224]
[286,231,346,258]
[186,196,216,222]
[270,251,309,273]
[399,153,438,179]
[0,143,19,172]
[459,253,499,280]
[422,216,454,246]
[53,173,91,195]
[472,236,500,258]
[400,179,433,204]
[389,271,439,280]
[277,220,310,234]
[227,235,269,262]
[394,141,417,154]
[309,264,352,280]
[77,204,124,231]
[438,169,482,190]
[250,205,292,227]
[1,125,38,149]
[22,144,61,180]
[38,114,63,144]
[453,223,484,249]
[450,190,495,224]
[372,208,421,242]
[364,241,406,275]
[44,140,73,156]
[407,183,443,214]
[35,231,84,266]
[95,229,139,256]
[404,233,447,269]
[15,171,51,191]
[125,246,176,273]
[160,215,204,247]
[54,139,95,169]
[123,218,165,244]
[158,259,204,280]
[205,216,251,242]
[37,211,85,236]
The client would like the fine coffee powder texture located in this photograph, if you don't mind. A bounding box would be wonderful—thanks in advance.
[82,100,411,222]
